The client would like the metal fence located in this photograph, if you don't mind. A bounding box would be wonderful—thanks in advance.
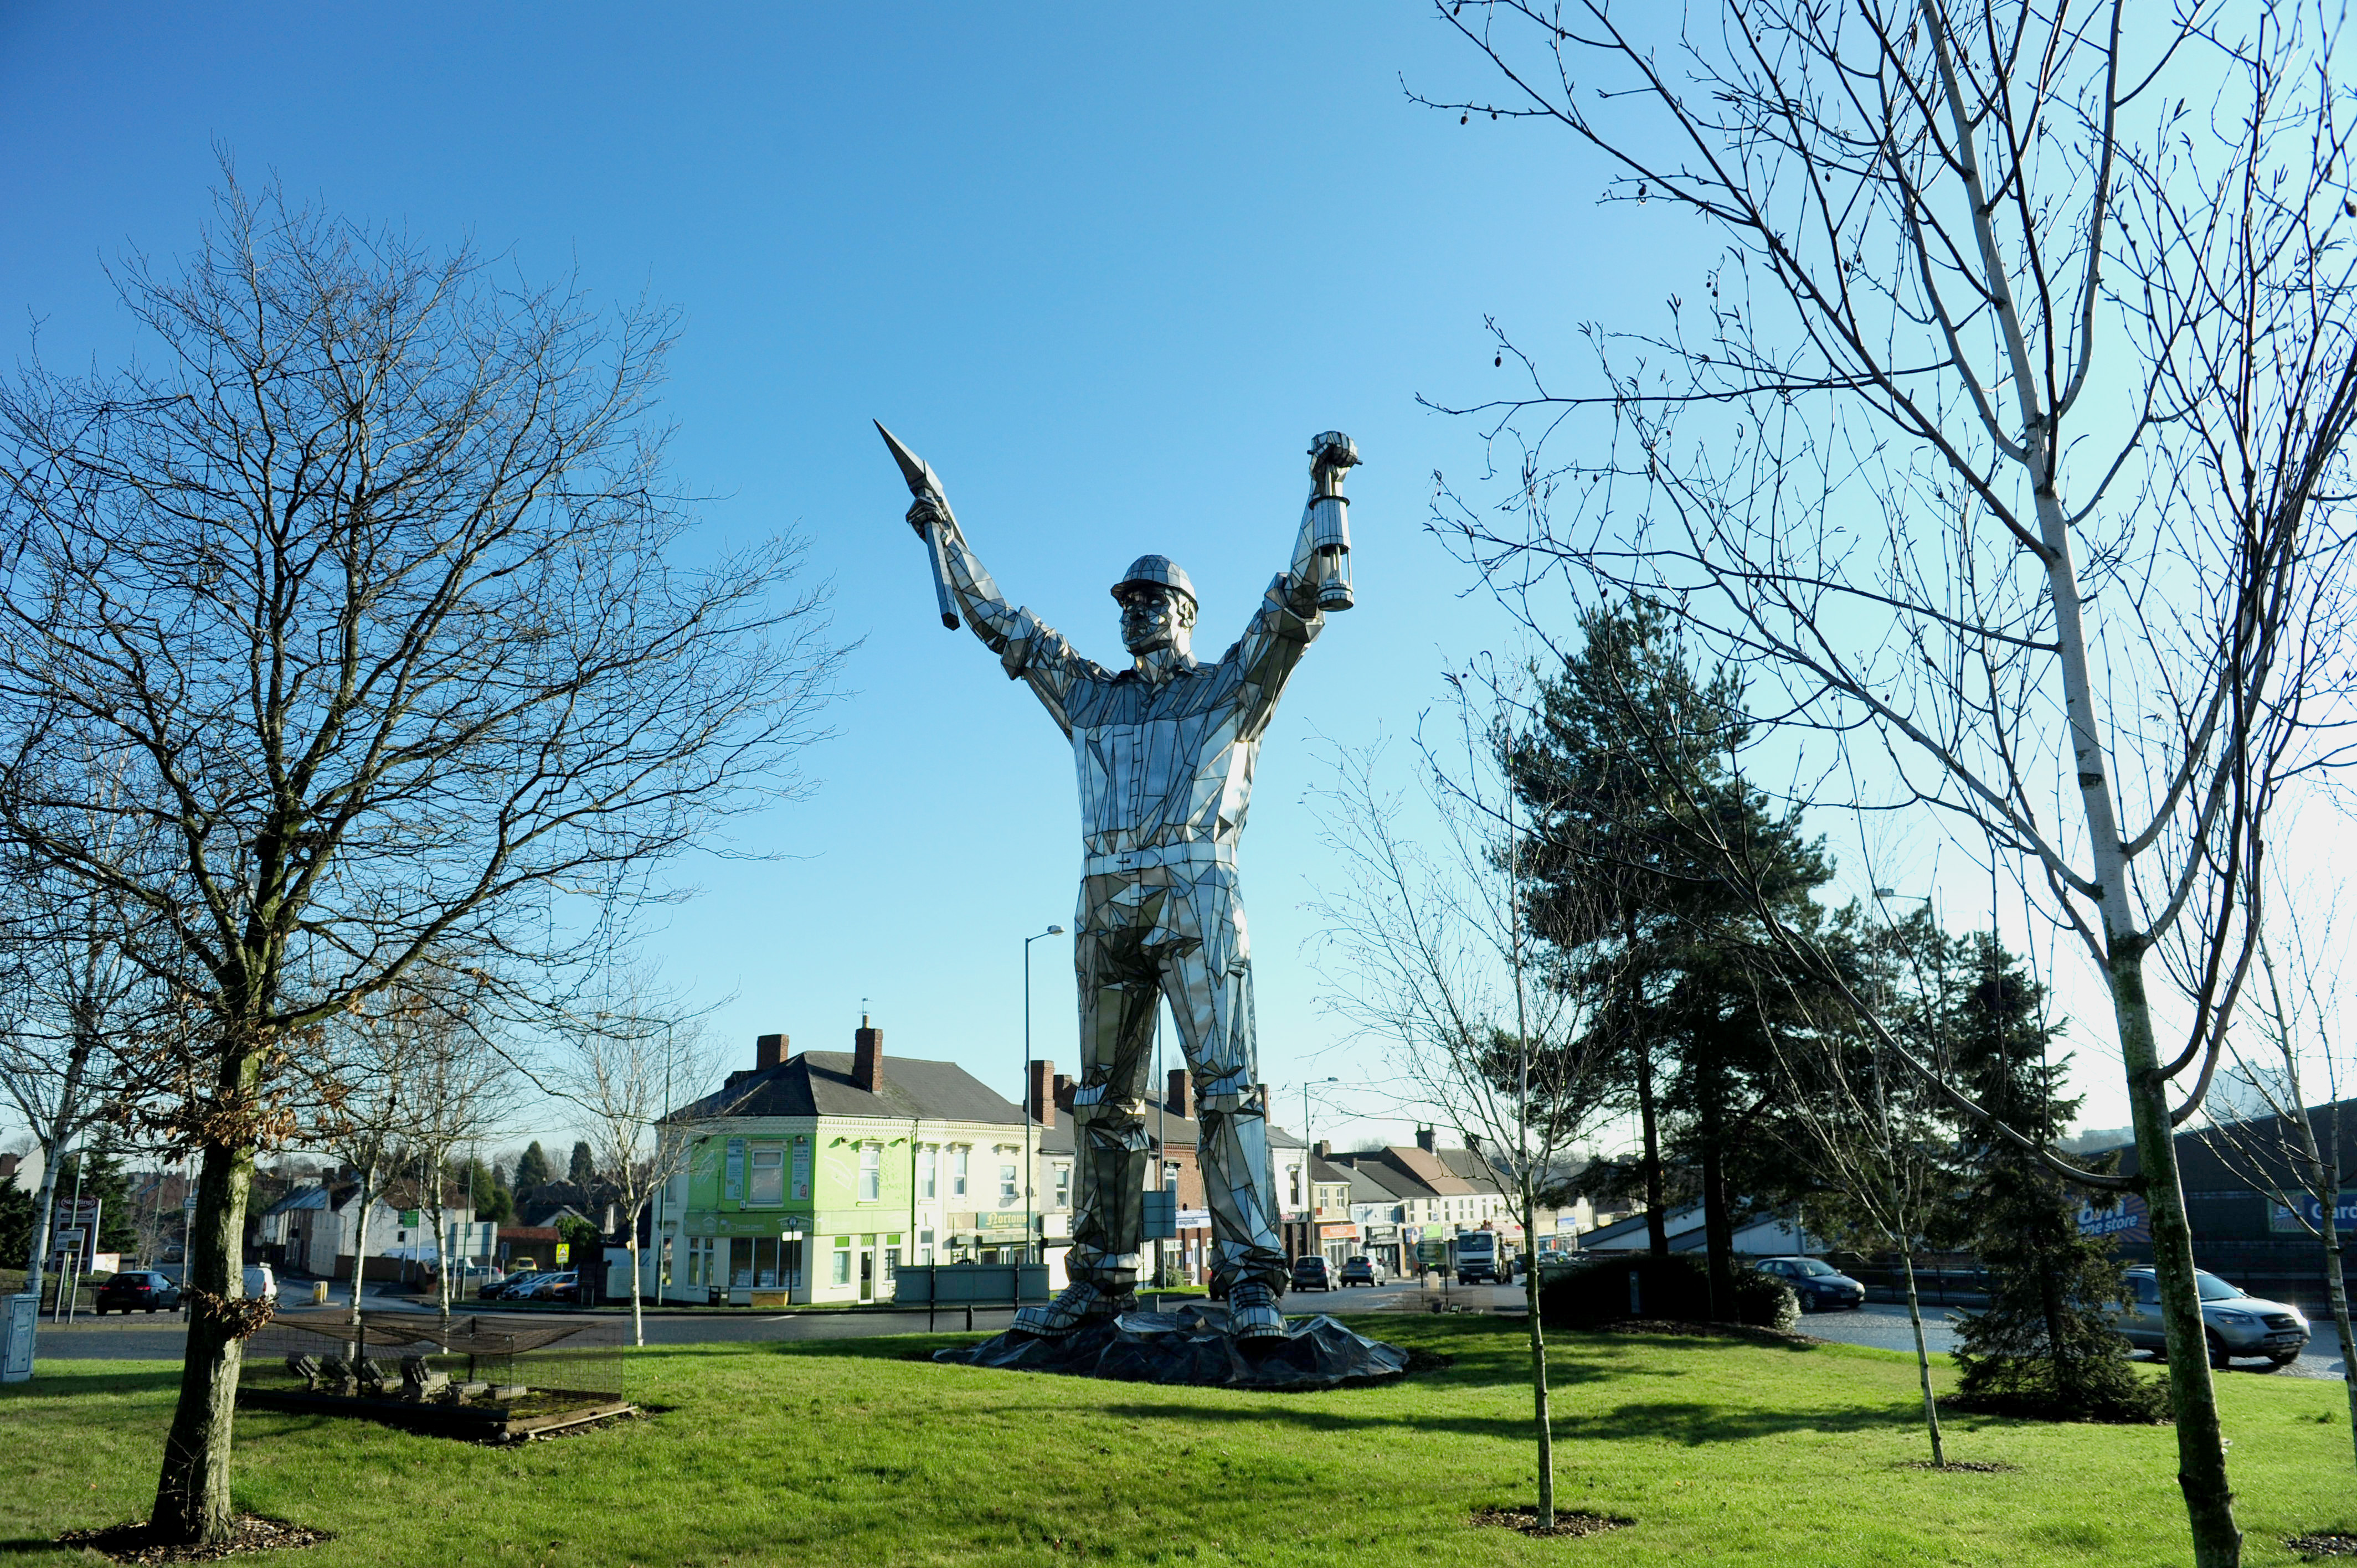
[244,1310,625,1404]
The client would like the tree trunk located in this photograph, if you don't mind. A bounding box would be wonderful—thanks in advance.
[1898,1249,1946,1468]
[346,1164,377,1361]
[629,1232,644,1349]
[2116,951,2242,1566]
[1698,1066,1734,1319]
[23,1030,96,1299]
[1635,1041,1668,1260]
[150,1062,260,1548]
[1521,1172,1553,1526]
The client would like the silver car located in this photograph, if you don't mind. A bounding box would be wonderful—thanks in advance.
[2116,1267,2309,1366]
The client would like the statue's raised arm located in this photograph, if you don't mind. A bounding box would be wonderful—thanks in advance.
[877,420,1096,733]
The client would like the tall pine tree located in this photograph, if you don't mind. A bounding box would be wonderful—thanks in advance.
[1942,932,2166,1421]
[1506,598,1834,1316]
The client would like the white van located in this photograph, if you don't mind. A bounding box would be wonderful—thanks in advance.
[240,1264,277,1302]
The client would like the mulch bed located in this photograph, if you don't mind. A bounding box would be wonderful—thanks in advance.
[58,1514,330,1564]
[1402,1346,1457,1373]
[1900,1459,2019,1473]
[2289,1533,2357,1559]
[1594,1317,1825,1349]
[1469,1506,1634,1539]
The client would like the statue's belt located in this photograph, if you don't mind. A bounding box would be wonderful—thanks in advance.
[1083,842,1239,876]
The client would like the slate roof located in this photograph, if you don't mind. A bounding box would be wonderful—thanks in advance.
[672,1051,1029,1126]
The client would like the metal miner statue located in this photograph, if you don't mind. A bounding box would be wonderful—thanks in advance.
[882,425,1358,1341]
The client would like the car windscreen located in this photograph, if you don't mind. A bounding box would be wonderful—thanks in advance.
[2194,1272,2244,1301]
[1793,1260,1839,1277]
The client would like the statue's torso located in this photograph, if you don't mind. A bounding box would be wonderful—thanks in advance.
[1067,658,1260,858]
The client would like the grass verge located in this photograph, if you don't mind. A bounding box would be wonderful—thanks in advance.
[2,1316,2350,1565]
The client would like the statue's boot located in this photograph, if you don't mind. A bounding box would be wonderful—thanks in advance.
[1011,1280,1136,1338]
[1225,1280,1287,1341]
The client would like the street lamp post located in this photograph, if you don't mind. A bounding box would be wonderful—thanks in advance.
[1300,1076,1338,1263]
[1022,925,1065,1266]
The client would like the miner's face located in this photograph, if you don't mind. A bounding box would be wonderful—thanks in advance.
[1119,584,1191,657]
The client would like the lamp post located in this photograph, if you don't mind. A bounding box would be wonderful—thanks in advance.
[1022,925,1065,1266]
[1300,1076,1338,1263]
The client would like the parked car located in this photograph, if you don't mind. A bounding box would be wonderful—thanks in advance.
[1754,1256,1867,1313]
[1339,1256,1381,1287]
[529,1270,580,1303]
[486,1272,545,1301]
[240,1264,277,1303]
[1290,1255,1334,1292]
[2114,1267,2310,1367]
[94,1270,181,1314]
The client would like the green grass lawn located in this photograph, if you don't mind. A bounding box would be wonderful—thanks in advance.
[3,1317,2350,1566]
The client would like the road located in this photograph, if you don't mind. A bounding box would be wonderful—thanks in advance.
[1801,1300,2348,1383]
[36,1282,2342,1384]
[26,1273,1522,1362]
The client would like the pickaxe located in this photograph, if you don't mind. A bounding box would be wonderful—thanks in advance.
[874,421,962,631]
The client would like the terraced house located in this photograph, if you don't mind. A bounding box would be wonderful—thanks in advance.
[654,1020,1065,1306]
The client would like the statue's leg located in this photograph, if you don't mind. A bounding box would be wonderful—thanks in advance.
[1162,866,1287,1299]
[1061,892,1159,1293]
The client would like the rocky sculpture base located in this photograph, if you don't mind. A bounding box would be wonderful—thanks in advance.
[934,1303,1408,1390]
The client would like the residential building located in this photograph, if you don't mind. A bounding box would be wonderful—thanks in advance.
[656,1022,1060,1306]
[253,1175,488,1281]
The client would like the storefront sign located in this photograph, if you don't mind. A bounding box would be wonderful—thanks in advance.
[2271,1192,2357,1234]
[975,1211,1029,1232]
[695,1211,815,1239]
[1317,1223,1358,1240]
[2076,1193,2150,1242]
[724,1138,747,1203]
[790,1137,812,1201]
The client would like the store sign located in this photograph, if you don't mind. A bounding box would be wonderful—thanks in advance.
[976,1211,1029,1232]
[697,1212,814,1239]
[1318,1223,1358,1240]
[790,1137,812,1202]
[2271,1192,2357,1234]
[724,1138,747,1203]
[2077,1193,2150,1242]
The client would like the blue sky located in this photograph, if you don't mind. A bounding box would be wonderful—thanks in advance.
[0,3,2139,1153]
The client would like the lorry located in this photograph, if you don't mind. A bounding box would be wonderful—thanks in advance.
[1449,1230,1505,1285]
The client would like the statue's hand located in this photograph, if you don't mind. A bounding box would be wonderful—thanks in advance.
[1308,431,1360,478]
[907,493,951,538]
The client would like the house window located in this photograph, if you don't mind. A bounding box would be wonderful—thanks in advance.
[883,1235,901,1285]
[831,1235,852,1285]
[1053,1164,1071,1209]
[999,1163,1018,1204]
[859,1144,882,1203]
[750,1147,784,1206]
[919,1146,937,1200]
[918,1227,936,1266]
[951,1147,969,1198]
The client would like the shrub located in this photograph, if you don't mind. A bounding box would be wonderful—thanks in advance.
[1540,1253,1799,1332]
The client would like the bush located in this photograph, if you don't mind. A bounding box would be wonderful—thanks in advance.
[1540,1253,1799,1332]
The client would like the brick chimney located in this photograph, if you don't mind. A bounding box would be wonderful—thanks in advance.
[755,1032,789,1071]
[1314,1139,1330,1160]
[1166,1068,1191,1120]
[1416,1125,1436,1153]
[853,1016,883,1094]
[1029,1060,1055,1129]
[1053,1074,1075,1112]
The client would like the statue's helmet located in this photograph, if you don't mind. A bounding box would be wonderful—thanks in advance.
[1111,554,1196,608]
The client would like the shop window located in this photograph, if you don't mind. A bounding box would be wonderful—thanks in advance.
[783,1236,805,1290]
[1053,1164,1071,1209]
[919,1146,937,1200]
[999,1163,1018,1203]
[831,1235,852,1285]
[951,1147,969,1198]
[859,1143,882,1203]
[750,1147,784,1206]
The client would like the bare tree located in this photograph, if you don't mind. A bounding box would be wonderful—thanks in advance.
[2202,898,2357,1458]
[558,975,728,1347]
[1414,4,2357,1559]
[1309,678,1620,1531]
[393,966,508,1332]
[0,818,158,1299]
[1756,905,1956,1466]
[318,1008,416,1330]
[0,174,841,1546]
